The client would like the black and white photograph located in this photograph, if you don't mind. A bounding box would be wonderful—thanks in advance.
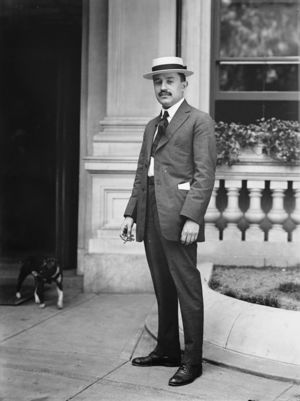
[0,0,299,400]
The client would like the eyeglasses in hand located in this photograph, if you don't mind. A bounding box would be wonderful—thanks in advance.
[119,233,135,244]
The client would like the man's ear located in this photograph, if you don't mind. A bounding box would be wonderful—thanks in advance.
[183,81,188,90]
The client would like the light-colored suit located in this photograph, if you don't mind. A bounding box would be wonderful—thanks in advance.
[125,100,216,241]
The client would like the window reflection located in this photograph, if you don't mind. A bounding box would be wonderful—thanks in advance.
[214,0,299,124]
[220,64,299,91]
[220,0,300,58]
[216,100,299,123]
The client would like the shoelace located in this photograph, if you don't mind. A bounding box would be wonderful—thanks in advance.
[178,364,189,373]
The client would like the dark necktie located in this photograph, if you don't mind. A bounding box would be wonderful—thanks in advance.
[151,110,169,156]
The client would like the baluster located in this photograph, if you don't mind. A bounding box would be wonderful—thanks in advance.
[222,180,242,240]
[244,180,265,241]
[204,181,220,240]
[291,182,300,242]
[267,181,288,242]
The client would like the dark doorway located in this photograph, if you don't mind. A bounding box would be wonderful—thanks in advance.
[0,0,82,269]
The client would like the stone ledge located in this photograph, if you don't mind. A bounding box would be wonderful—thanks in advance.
[83,253,152,293]
[145,262,300,383]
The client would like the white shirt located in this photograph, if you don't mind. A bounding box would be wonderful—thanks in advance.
[148,98,185,177]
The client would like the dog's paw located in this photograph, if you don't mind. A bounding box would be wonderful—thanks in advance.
[16,292,21,299]
[39,303,46,308]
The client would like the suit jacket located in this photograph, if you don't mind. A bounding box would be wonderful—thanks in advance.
[124,100,216,242]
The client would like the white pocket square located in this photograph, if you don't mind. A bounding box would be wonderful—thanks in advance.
[178,182,190,190]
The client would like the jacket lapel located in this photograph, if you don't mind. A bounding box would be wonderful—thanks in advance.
[156,100,191,152]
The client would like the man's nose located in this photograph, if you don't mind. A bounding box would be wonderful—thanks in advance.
[161,81,167,90]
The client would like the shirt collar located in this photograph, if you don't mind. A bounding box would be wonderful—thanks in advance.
[161,98,185,121]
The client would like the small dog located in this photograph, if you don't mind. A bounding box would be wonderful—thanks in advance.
[16,256,63,309]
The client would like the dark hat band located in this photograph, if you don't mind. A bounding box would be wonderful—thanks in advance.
[152,63,187,72]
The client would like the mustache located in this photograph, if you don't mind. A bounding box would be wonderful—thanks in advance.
[159,90,172,97]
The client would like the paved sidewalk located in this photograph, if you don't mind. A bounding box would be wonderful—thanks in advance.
[1,289,300,401]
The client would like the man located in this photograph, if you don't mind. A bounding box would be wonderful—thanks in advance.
[120,56,216,386]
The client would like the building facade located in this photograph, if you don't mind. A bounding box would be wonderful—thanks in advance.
[78,0,300,292]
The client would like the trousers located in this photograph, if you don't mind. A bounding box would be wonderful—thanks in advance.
[144,179,204,365]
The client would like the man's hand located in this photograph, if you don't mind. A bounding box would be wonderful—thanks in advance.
[120,217,134,242]
[180,219,199,245]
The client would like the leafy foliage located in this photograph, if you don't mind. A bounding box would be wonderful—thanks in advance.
[258,118,300,163]
[215,118,300,166]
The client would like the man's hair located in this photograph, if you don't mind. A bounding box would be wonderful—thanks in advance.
[152,72,186,82]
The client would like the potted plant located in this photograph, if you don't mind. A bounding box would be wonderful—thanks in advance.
[215,118,300,166]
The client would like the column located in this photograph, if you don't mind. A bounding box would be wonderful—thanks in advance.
[204,181,220,240]
[106,0,176,119]
[244,180,265,241]
[267,181,288,242]
[181,0,212,112]
[95,0,177,157]
[85,0,178,255]
[222,180,243,240]
[291,182,300,242]
[77,0,108,272]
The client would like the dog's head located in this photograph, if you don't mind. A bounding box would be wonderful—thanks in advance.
[37,257,59,278]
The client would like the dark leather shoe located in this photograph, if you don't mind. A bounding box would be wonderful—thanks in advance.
[168,363,202,386]
[132,352,180,367]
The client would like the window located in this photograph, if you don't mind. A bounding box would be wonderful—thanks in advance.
[212,0,300,123]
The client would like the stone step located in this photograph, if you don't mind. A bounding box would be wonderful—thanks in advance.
[0,262,83,289]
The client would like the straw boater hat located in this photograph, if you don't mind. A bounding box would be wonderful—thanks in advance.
[143,56,194,79]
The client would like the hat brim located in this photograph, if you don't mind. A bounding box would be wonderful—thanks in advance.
[143,69,194,80]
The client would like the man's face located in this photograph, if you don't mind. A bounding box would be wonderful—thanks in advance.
[153,72,187,109]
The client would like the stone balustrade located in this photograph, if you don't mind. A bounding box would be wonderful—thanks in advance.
[208,162,300,244]
[84,152,300,272]
[84,157,300,246]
